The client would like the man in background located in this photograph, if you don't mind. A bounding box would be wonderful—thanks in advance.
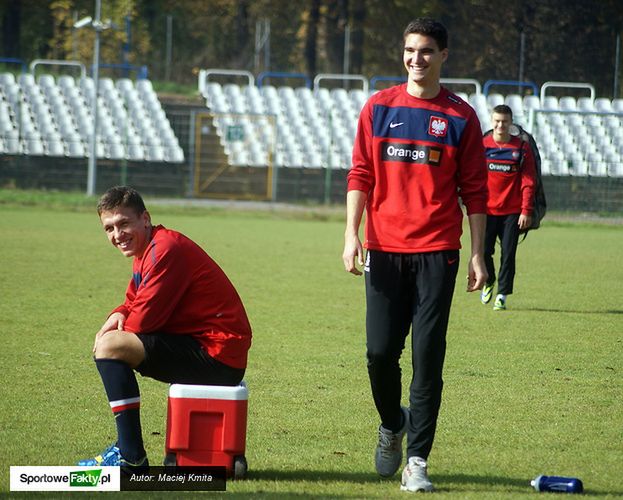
[481,105,536,310]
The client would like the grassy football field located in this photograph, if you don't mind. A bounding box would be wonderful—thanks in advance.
[0,190,621,498]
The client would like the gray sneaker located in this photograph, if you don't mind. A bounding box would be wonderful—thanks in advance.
[374,406,409,477]
[400,456,434,492]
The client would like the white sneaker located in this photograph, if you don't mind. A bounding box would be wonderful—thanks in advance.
[493,294,507,311]
[374,406,409,477]
[400,456,434,492]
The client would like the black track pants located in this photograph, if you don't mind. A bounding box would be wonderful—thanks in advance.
[484,213,520,295]
[364,249,459,460]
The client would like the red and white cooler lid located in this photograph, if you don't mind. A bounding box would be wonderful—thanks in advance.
[169,381,248,400]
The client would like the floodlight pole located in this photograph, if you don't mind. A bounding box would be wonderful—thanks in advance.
[86,0,102,197]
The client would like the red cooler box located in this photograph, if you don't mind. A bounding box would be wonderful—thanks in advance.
[164,382,248,478]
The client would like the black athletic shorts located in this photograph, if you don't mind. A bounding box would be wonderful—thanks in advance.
[135,333,245,386]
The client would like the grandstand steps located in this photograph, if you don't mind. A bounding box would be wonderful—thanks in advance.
[197,128,228,166]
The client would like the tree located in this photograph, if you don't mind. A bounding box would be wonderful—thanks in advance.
[43,0,152,79]
[3,0,623,97]
[1,0,53,66]
[324,0,348,74]
[304,0,321,75]
[1,0,22,59]
[349,0,365,74]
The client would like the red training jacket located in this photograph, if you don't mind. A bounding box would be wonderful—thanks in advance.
[111,225,252,369]
[347,84,488,253]
[483,134,536,216]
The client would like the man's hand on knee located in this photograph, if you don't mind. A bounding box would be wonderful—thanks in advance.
[93,312,126,353]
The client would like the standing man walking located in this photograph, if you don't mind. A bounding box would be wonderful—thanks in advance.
[342,18,488,492]
[481,104,536,310]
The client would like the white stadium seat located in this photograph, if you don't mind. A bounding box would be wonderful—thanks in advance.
[594,98,613,112]
[67,141,85,157]
[146,144,165,162]
[0,72,16,86]
[505,94,524,115]
[165,146,185,163]
[541,96,559,110]
[18,73,36,89]
[26,138,45,155]
[127,143,145,161]
[57,75,76,89]
[107,143,125,160]
[2,129,21,154]
[45,140,65,156]
[558,96,577,110]
[576,97,595,111]
[486,93,504,108]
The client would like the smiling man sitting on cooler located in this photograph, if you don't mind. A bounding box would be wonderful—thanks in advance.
[79,185,252,470]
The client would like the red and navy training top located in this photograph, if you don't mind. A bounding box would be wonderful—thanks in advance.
[111,225,252,369]
[483,134,536,216]
[348,84,488,253]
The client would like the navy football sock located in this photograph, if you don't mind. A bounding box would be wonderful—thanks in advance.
[95,358,146,463]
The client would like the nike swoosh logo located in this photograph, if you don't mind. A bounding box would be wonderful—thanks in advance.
[447,258,458,265]
[389,122,404,128]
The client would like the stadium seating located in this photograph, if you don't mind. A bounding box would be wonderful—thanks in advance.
[196,80,623,176]
[207,83,344,169]
[0,72,184,162]
[2,70,622,177]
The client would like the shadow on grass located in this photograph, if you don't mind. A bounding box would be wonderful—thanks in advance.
[248,468,527,487]
[515,307,623,315]
[247,468,379,483]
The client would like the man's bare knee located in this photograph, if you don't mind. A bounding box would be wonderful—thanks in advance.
[94,331,144,367]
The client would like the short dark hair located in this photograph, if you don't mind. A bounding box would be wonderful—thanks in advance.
[97,186,147,216]
[403,18,448,50]
[492,104,513,119]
